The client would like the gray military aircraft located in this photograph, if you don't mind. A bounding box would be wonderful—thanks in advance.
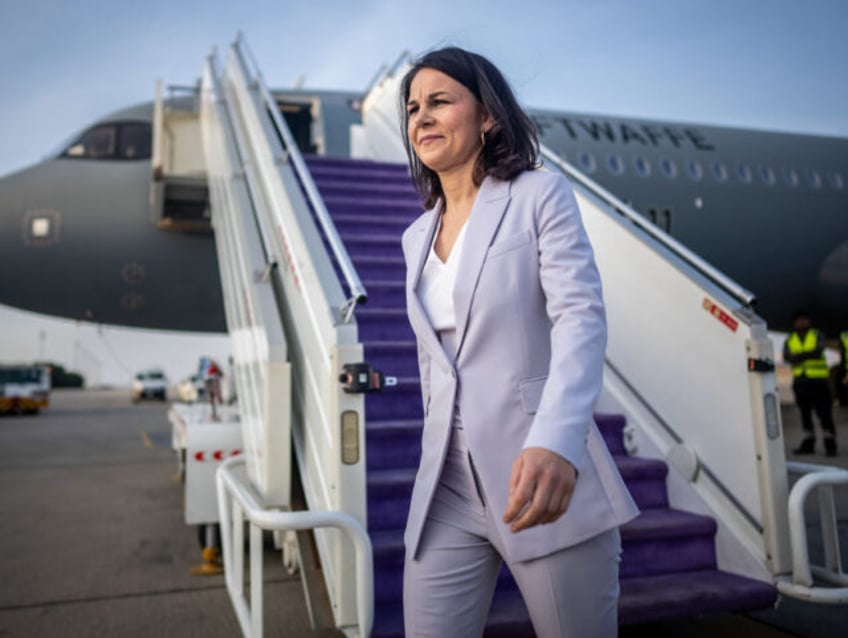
[1,86,846,335]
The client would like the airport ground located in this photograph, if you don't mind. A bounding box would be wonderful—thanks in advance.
[0,386,845,637]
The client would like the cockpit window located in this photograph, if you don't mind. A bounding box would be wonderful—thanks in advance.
[63,124,116,159]
[119,123,152,159]
[61,121,151,160]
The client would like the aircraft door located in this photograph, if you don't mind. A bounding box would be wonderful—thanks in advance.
[277,101,318,155]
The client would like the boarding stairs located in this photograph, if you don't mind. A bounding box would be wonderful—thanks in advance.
[303,154,778,635]
[200,38,848,638]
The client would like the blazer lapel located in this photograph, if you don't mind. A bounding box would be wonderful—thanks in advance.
[453,176,511,358]
[406,206,453,372]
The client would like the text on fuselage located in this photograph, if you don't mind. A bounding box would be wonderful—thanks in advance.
[534,117,715,151]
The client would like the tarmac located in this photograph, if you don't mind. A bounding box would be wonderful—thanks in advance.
[0,388,337,638]
[0,385,845,637]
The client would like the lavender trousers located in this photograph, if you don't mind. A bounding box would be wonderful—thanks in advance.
[404,423,621,638]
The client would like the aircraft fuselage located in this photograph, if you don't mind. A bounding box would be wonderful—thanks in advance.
[1,91,846,336]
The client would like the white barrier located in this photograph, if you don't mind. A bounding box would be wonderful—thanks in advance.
[216,457,373,637]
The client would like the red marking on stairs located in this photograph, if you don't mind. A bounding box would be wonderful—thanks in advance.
[702,297,738,332]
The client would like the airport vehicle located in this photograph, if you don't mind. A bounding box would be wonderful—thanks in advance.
[4,38,848,637]
[0,364,50,414]
[131,368,168,402]
[175,373,205,403]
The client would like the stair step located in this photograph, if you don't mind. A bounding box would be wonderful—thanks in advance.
[366,420,422,471]
[313,174,417,192]
[328,212,413,235]
[619,569,778,624]
[305,155,409,173]
[620,509,717,577]
[308,164,412,182]
[345,259,407,281]
[595,412,627,456]
[372,570,777,634]
[615,456,670,509]
[363,340,419,378]
[358,280,406,307]
[622,507,716,540]
[365,377,422,421]
[371,529,405,605]
[338,233,404,259]
[367,467,416,531]
[322,194,423,216]
[314,179,418,199]
[355,307,414,340]
[370,507,721,603]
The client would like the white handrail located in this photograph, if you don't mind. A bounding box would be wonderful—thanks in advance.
[539,144,757,308]
[216,457,374,637]
[217,38,368,625]
[207,53,279,270]
[202,55,294,505]
[775,461,848,603]
[234,35,367,322]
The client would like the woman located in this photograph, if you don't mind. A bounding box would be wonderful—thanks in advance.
[399,47,638,637]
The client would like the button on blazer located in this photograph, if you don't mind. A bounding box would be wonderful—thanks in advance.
[401,169,638,563]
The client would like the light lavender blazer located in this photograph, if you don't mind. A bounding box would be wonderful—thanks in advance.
[401,169,638,563]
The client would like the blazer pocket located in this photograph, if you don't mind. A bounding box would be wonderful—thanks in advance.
[519,375,548,414]
[487,229,533,259]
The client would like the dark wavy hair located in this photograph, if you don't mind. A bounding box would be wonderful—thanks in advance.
[399,46,539,209]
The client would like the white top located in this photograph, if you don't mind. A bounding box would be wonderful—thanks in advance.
[418,217,468,332]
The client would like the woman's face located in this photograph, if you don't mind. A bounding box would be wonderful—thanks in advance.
[406,68,490,179]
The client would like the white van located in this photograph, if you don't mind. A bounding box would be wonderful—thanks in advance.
[131,369,168,402]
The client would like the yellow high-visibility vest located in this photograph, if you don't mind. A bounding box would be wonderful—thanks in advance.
[787,330,829,379]
[842,331,848,381]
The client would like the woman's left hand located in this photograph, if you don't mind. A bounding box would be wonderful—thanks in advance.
[503,447,577,533]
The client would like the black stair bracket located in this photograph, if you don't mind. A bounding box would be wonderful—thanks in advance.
[340,362,397,393]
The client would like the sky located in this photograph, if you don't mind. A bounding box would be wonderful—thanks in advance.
[0,0,846,385]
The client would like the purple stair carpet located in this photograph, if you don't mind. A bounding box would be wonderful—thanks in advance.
[301,156,777,636]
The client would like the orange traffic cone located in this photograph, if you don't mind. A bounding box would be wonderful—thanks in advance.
[190,546,223,576]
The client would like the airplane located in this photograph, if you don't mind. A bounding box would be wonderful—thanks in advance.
[1,80,846,336]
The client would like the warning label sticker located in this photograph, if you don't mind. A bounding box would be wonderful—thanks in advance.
[702,298,739,332]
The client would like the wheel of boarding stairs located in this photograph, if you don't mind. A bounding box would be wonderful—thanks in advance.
[301,156,777,636]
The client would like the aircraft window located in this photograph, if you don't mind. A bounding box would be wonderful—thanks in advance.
[647,209,657,224]
[607,154,624,175]
[634,156,651,177]
[62,124,117,159]
[829,171,844,190]
[758,165,776,186]
[118,123,152,159]
[736,163,753,184]
[783,167,800,188]
[662,209,672,233]
[712,161,728,183]
[686,160,703,181]
[578,151,597,173]
[660,158,677,178]
[32,218,50,237]
[805,169,822,189]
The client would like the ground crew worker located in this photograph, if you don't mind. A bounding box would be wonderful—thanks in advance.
[783,311,837,456]
[839,329,848,406]
[205,359,222,407]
